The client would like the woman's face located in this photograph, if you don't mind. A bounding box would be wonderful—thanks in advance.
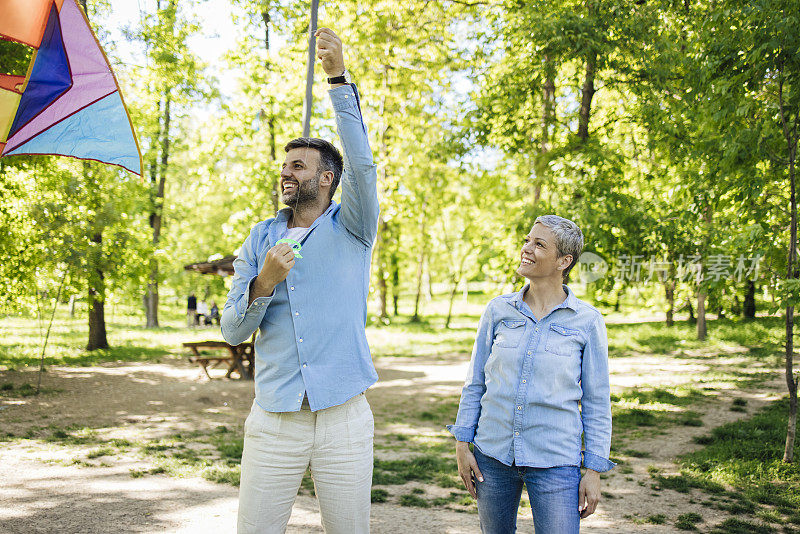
[516,223,569,281]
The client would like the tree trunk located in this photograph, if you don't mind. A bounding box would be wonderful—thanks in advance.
[69,295,76,318]
[373,57,392,322]
[376,217,389,321]
[86,231,108,351]
[664,279,675,327]
[445,275,460,329]
[779,77,799,463]
[743,280,756,319]
[696,291,707,341]
[696,203,713,340]
[411,251,424,322]
[145,91,171,328]
[262,7,279,213]
[391,249,399,316]
[577,50,596,142]
[412,199,427,322]
[533,56,556,201]
[687,299,695,323]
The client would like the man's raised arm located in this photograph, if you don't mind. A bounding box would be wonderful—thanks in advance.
[316,28,379,247]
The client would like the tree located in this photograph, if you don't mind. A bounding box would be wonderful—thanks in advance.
[131,0,209,327]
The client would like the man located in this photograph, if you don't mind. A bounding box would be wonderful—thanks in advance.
[221,28,379,534]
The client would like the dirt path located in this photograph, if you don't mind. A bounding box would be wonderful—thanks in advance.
[0,354,786,533]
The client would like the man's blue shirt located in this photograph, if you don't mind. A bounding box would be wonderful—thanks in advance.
[448,285,615,472]
[221,84,379,412]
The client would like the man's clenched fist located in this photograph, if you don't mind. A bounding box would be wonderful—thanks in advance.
[250,243,296,303]
[315,27,345,77]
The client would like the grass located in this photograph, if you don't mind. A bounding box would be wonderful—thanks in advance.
[371,489,389,503]
[1,297,794,517]
[709,518,777,534]
[399,494,431,508]
[645,514,667,524]
[611,386,709,438]
[0,306,207,370]
[649,397,799,528]
[373,455,454,486]
[675,512,703,530]
[605,315,784,363]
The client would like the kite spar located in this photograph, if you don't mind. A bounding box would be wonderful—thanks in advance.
[0,0,142,175]
[301,0,320,137]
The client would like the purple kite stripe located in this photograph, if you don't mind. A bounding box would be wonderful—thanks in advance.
[4,0,118,153]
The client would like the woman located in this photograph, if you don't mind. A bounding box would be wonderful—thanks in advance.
[448,215,614,534]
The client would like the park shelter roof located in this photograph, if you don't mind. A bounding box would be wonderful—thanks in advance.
[183,255,236,276]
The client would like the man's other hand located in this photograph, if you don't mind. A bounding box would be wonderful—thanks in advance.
[315,27,345,77]
[255,243,296,296]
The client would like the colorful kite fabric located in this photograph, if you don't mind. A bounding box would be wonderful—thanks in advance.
[0,0,142,175]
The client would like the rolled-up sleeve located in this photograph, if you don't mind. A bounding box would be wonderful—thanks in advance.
[580,314,616,472]
[220,224,272,346]
[447,306,495,442]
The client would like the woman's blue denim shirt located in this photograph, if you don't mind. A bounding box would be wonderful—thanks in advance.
[448,285,615,472]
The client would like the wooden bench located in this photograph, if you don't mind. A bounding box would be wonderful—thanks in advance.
[183,341,253,380]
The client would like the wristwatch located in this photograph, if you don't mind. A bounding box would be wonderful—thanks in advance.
[327,69,351,85]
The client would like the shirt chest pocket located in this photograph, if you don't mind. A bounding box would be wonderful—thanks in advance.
[544,323,582,356]
[493,319,526,348]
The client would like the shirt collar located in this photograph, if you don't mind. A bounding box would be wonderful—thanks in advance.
[511,283,579,313]
[275,200,337,224]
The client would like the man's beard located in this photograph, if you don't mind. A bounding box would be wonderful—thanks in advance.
[281,174,320,207]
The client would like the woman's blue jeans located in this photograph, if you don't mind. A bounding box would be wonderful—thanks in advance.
[474,447,581,534]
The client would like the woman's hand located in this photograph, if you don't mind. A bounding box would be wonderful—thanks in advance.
[578,469,601,518]
[455,441,483,499]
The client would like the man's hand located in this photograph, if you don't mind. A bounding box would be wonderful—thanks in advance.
[579,469,601,519]
[315,27,345,78]
[249,243,295,304]
[455,441,483,499]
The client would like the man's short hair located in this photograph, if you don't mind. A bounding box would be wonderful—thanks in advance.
[284,137,344,200]
[534,215,584,281]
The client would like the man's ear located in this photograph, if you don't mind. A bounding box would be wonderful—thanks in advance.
[320,170,334,186]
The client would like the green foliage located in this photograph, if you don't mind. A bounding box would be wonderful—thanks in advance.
[709,518,776,534]
[675,512,703,531]
[370,488,389,503]
[398,493,430,508]
[673,398,800,525]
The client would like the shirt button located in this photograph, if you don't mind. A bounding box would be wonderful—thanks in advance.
[514,431,520,436]
[295,312,299,316]
[522,379,527,383]
[299,338,303,343]
[527,351,532,355]
[290,286,295,291]
[302,363,307,368]
[517,406,522,410]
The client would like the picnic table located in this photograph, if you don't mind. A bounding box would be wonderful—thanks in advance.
[183,340,254,380]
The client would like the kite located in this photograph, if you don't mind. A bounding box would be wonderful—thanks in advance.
[276,238,303,258]
[0,0,142,175]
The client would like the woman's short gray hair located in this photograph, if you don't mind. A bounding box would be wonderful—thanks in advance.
[534,215,584,281]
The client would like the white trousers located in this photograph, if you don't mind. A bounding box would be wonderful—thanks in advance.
[237,394,374,534]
